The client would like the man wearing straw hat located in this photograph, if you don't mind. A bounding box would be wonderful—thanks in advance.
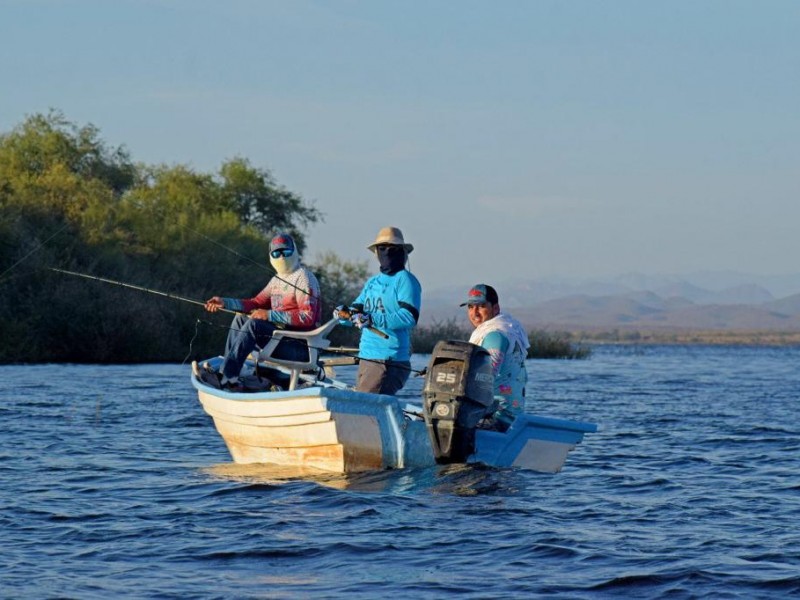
[335,226,422,395]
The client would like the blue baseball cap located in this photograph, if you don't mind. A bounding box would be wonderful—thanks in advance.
[460,284,499,307]
[269,233,295,254]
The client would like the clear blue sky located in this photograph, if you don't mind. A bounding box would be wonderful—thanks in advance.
[2,0,798,291]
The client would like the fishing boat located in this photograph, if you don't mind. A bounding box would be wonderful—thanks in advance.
[191,318,597,474]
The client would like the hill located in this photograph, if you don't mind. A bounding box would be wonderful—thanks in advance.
[420,275,800,338]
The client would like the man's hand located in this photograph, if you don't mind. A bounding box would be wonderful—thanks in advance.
[351,312,372,330]
[250,309,270,320]
[205,296,224,312]
[333,305,349,320]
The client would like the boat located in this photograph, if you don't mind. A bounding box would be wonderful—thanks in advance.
[191,318,597,474]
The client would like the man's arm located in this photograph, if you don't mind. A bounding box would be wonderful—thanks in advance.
[481,331,510,377]
[371,273,421,330]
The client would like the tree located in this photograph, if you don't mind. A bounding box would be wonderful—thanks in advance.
[219,157,321,252]
[0,109,135,215]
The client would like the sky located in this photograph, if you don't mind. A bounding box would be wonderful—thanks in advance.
[2,0,799,292]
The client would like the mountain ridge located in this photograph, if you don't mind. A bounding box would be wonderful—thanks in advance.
[420,273,800,331]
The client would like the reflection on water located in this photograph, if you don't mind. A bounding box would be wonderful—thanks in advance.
[203,463,359,491]
[202,461,523,496]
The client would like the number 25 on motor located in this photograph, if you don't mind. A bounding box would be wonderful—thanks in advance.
[436,372,456,384]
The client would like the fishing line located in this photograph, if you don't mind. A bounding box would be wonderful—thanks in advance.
[0,221,71,281]
[178,223,267,271]
[178,223,315,299]
[182,319,203,366]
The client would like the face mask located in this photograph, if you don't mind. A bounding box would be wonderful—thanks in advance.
[270,252,300,275]
[376,245,405,275]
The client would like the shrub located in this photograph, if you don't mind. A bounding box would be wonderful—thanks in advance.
[527,329,592,359]
[411,318,470,354]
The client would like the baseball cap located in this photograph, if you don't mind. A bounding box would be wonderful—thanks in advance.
[459,284,499,307]
[269,233,295,254]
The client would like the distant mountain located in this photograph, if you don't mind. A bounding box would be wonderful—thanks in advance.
[610,270,800,298]
[646,282,775,305]
[708,284,775,305]
[675,271,800,299]
[421,273,800,331]
[511,294,800,331]
[764,293,800,315]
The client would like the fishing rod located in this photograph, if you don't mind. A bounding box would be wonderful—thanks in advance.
[12,224,398,355]
[50,266,390,339]
[48,267,241,316]
[49,267,418,377]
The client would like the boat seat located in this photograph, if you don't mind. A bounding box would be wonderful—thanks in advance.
[253,318,339,391]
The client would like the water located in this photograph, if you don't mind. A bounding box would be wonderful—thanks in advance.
[2,346,799,599]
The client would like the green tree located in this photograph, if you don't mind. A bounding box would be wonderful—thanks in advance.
[0,109,134,220]
[219,157,321,251]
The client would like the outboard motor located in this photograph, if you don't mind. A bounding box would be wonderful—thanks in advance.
[422,340,495,463]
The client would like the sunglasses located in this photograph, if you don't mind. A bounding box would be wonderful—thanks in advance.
[270,248,294,258]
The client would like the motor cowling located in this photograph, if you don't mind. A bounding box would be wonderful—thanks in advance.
[422,340,495,463]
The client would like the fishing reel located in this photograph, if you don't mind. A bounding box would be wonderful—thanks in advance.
[334,303,364,320]
[334,303,388,339]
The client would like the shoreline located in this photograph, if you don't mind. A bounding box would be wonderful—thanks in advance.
[569,329,800,346]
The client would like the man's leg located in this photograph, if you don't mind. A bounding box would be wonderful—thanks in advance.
[224,314,250,356]
[355,360,410,395]
[379,361,411,395]
[355,360,386,393]
[221,318,277,382]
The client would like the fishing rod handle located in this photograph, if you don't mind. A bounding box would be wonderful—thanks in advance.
[336,306,390,339]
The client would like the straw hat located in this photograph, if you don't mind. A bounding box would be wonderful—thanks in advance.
[367,226,414,253]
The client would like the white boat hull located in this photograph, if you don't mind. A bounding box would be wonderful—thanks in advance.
[193,359,596,474]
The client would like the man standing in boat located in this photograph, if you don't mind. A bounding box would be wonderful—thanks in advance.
[335,226,422,395]
[202,232,322,391]
[461,284,530,430]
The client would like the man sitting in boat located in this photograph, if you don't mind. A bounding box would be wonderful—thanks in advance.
[461,284,530,431]
[201,232,322,391]
[334,226,422,395]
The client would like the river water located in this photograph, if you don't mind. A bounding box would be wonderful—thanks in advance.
[1,345,799,599]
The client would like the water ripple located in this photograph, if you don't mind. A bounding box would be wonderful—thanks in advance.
[2,348,800,598]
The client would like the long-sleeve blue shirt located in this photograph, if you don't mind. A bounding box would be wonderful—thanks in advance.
[350,270,422,361]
